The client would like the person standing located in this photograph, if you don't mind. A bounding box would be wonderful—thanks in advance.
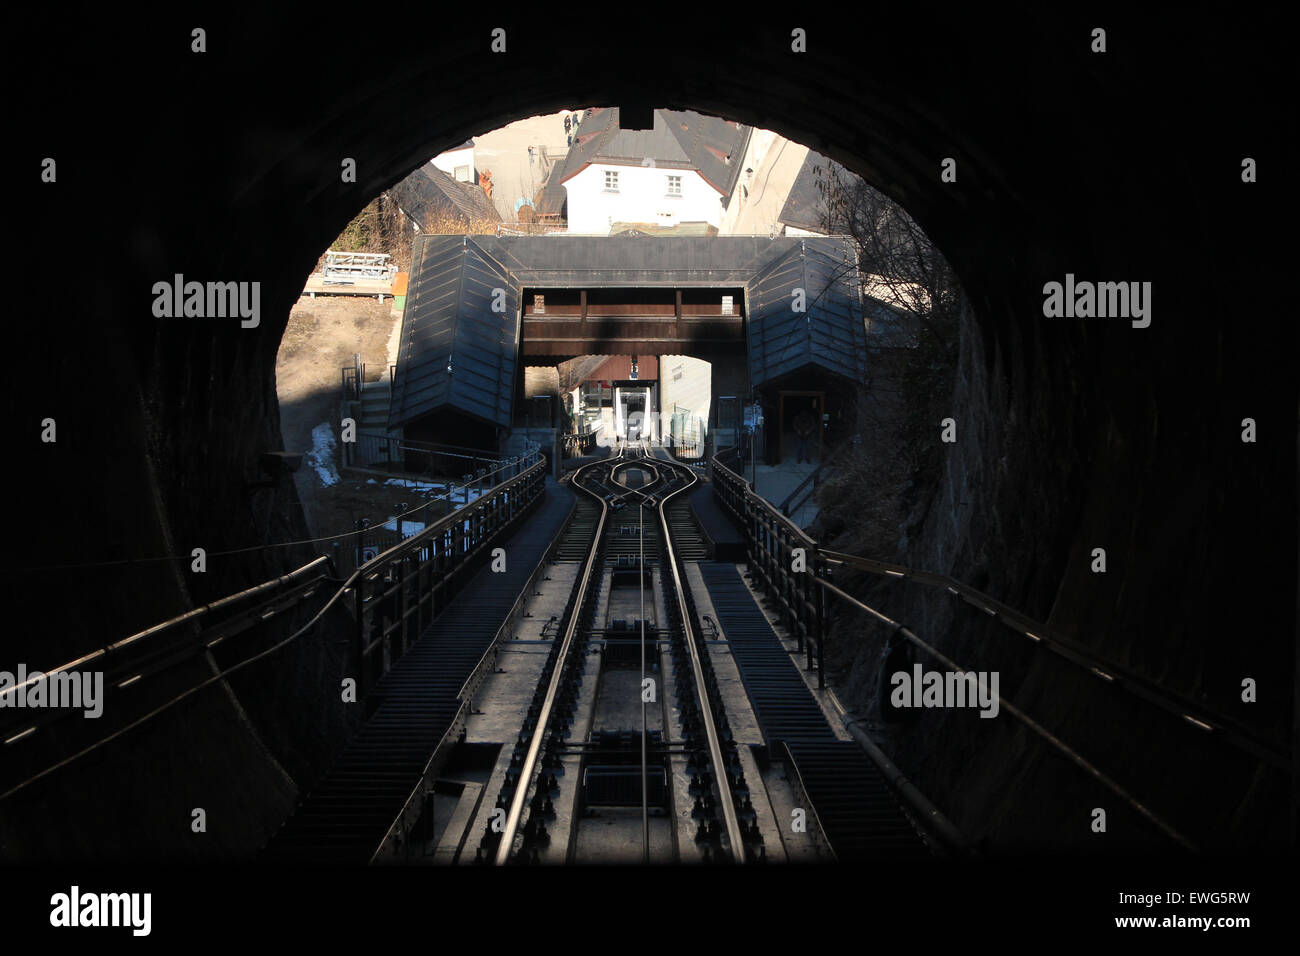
[793,408,816,464]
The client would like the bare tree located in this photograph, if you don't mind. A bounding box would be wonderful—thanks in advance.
[815,162,963,348]
[318,196,501,276]
[807,160,968,555]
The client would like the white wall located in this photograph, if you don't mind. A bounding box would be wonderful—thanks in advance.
[432,145,476,182]
[717,129,778,234]
[657,355,711,439]
[563,163,722,234]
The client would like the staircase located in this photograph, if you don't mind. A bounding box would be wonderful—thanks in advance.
[360,380,392,434]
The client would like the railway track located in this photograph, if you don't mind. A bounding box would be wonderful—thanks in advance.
[266,441,933,865]
[479,442,756,863]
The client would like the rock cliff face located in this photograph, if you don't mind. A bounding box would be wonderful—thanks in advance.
[825,294,1292,852]
[8,8,1291,858]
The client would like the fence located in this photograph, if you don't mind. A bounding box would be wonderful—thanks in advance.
[710,451,828,685]
[1,448,549,797]
[333,447,541,578]
[561,420,604,458]
[344,431,508,478]
[347,454,548,696]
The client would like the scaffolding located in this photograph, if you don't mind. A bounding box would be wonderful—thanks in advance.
[321,250,397,284]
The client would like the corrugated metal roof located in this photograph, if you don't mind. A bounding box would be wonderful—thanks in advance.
[389,237,518,429]
[391,235,869,430]
[747,237,867,386]
[467,235,788,285]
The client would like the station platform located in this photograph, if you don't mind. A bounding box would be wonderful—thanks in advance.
[727,459,821,529]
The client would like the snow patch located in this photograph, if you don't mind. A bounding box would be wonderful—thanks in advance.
[384,477,439,492]
[383,518,426,537]
[308,423,341,487]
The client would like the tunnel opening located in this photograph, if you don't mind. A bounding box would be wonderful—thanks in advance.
[9,9,1294,865]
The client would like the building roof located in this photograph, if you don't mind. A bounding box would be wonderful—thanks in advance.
[389,237,517,430]
[464,234,823,286]
[390,235,868,430]
[746,237,867,386]
[387,164,500,230]
[535,108,752,218]
[778,150,848,234]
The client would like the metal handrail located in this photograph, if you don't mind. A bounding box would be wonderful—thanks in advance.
[5,453,541,728]
[0,556,332,708]
[709,450,1290,774]
[357,455,541,574]
[779,463,822,516]
[818,548,1290,771]
[817,576,1199,853]
[712,455,816,546]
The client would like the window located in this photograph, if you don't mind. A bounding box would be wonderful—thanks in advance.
[533,294,545,315]
[721,295,734,316]
[604,170,619,191]
[666,174,682,196]
[454,165,471,182]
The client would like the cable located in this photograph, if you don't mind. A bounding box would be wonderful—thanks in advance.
[16,455,536,574]
[1,550,360,801]
[816,577,1199,853]
[2,454,546,800]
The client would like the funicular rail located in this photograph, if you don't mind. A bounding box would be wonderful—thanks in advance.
[488,443,748,863]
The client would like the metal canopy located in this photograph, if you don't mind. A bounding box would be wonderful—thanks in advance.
[746,237,867,388]
[390,235,869,430]
[389,237,518,429]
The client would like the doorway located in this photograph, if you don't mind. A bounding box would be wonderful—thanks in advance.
[778,391,824,465]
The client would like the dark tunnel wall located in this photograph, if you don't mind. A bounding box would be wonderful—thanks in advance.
[6,6,1294,857]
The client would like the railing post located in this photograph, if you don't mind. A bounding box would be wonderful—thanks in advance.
[355,573,366,698]
[815,553,827,690]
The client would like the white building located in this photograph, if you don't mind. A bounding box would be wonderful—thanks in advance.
[564,162,727,234]
[716,129,786,234]
[431,140,476,183]
[534,108,752,235]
